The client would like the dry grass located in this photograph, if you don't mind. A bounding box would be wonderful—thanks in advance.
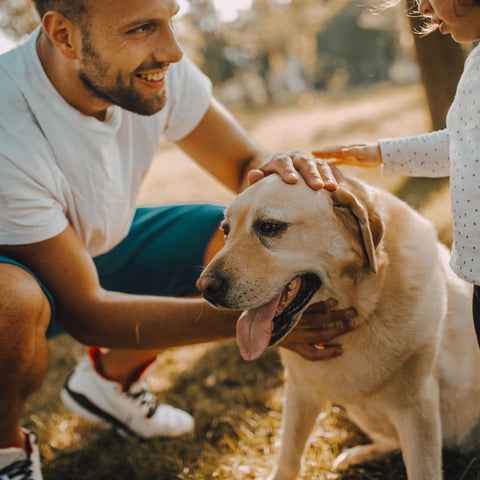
[23,83,480,479]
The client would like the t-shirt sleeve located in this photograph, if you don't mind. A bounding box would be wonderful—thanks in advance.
[162,56,213,142]
[379,129,451,177]
[0,152,68,245]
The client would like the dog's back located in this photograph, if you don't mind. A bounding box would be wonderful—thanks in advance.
[282,178,480,452]
[198,171,480,478]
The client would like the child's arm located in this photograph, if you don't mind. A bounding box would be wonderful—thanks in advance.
[379,130,450,177]
[313,129,451,178]
[312,143,382,167]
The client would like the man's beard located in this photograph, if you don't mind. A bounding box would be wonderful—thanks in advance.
[79,30,167,116]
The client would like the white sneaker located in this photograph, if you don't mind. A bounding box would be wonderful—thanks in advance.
[61,348,194,438]
[0,429,43,480]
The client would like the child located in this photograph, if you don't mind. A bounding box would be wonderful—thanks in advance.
[313,0,480,343]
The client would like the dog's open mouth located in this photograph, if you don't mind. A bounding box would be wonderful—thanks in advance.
[236,274,321,361]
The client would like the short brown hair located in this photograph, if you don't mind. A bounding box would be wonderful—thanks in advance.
[31,0,90,24]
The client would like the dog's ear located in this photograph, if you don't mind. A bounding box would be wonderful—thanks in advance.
[331,186,384,273]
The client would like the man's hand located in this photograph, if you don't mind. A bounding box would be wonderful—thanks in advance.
[312,143,382,168]
[247,151,339,191]
[279,299,356,361]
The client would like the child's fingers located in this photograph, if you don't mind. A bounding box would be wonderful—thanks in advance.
[312,143,382,168]
[311,145,347,158]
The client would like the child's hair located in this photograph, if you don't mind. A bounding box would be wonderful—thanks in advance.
[373,0,480,35]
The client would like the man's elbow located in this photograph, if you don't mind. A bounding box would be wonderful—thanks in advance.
[54,290,109,346]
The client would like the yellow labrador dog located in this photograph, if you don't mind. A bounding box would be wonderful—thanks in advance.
[196,170,480,480]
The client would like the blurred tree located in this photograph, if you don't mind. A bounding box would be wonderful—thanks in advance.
[177,0,237,82]
[2,0,451,113]
[405,0,466,130]
[0,0,38,39]
[314,2,398,90]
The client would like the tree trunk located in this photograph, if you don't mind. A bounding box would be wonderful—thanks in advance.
[405,0,466,130]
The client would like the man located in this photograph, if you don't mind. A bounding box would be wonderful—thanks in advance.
[0,0,353,478]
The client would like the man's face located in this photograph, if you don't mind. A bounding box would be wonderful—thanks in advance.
[77,0,183,115]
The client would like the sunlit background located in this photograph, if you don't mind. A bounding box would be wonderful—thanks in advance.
[1,1,475,478]
[0,0,256,52]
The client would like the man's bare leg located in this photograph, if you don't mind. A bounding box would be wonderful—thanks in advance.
[0,263,51,450]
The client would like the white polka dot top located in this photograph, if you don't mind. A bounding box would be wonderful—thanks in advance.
[379,44,480,285]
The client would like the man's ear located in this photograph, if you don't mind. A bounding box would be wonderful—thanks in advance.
[41,11,80,60]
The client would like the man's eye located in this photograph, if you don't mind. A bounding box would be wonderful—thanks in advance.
[129,24,154,34]
[222,224,230,238]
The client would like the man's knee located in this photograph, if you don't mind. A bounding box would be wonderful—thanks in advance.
[0,263,51,381]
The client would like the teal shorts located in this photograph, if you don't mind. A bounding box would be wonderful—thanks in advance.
[0,204,225,338]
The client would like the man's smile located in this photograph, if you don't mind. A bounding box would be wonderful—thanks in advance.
[135,70,167,90]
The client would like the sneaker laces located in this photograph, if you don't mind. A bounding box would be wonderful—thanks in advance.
[124,381,158,419]
[0,458,33,480]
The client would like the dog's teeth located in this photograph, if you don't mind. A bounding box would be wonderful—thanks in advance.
[277,278,300,314]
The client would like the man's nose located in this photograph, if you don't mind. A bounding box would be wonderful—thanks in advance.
[152,26,183,64]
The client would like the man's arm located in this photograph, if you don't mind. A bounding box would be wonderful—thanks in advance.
[176,98,338,193]
[176,97,267,194]
[0,225,237,349]
[0,225,350,359]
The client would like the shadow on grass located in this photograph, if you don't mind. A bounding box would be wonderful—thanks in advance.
[30,339,284,479]
[27,336,480,480]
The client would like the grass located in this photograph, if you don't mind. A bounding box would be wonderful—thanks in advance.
[23,83,480,479]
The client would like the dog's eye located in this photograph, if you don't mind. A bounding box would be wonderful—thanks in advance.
[222,223,230,238]
[257,221,288,237]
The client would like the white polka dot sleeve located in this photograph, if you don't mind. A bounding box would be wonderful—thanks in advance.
[377,44,480,285]
[378,130,450,178]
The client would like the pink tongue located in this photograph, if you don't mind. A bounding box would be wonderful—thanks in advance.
[236,293,282,361]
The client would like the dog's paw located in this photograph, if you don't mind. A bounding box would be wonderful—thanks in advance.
[332,449,356,471]
[332,444,389,471]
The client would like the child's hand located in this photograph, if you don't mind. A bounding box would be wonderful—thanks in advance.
[312,143,382,168]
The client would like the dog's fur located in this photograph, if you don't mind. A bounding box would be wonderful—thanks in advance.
[196,170,480,480]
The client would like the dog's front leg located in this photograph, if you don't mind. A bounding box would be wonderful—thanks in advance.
[268,366,327,480]
[393,375,443,480]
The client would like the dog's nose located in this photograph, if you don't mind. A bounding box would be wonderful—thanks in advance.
[196,271,228,304]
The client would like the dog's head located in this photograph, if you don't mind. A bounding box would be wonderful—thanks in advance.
[196,170,384,360]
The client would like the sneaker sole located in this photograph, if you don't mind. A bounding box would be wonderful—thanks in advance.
[61,381,133,437]
[61,375,194,439]
[60,388,105,424]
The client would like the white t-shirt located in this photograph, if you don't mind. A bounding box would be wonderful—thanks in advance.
[379,44,480,285]
[0,28,212,257]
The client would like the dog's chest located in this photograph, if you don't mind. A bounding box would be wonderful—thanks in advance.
[280,347,390,402]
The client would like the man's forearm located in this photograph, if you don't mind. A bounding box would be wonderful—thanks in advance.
[57,291,238,349]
